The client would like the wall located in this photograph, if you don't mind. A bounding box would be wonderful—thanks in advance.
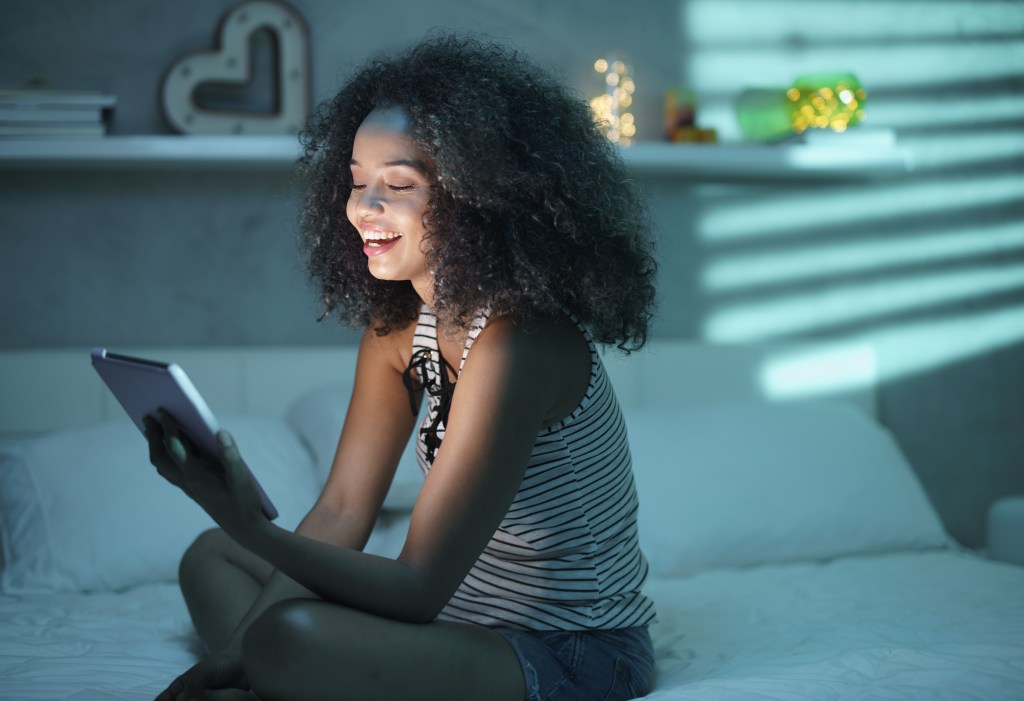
[1,0,1022,547]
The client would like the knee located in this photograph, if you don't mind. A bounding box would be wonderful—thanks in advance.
[178,528,230,588]
[244,599,318,654]
[242,599,320,696]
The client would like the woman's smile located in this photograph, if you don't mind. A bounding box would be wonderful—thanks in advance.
[361,228,404,256]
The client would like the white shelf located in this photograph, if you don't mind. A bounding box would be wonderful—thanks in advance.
[0,135,913,180]
[622,141,913,180]
[0,135,302,169]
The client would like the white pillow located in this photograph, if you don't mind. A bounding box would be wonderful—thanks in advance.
[625,402,949,577]
[0,417,321,593]
[285,383,424,511]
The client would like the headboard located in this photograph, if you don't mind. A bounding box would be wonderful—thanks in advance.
[0,341,877,441]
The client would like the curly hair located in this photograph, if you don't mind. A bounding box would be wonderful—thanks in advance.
[298,33,657,351]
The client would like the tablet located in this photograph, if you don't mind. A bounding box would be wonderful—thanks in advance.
[90,348,279,520]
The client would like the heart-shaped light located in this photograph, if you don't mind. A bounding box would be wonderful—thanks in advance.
[161,0,310,135]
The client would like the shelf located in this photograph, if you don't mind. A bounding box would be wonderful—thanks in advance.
[622,141,913,181]
[0,135,913,180]
[0,135,302,169]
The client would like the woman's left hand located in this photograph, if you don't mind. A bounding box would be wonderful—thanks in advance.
[146,410,265,542]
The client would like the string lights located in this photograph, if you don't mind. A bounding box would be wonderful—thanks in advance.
[737,72,869,141]
[590,54,636,145]
[786,73,867,134]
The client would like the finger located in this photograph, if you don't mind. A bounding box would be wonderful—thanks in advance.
[216,430,241,467]
[166,434,189,465]
[142,415,163,441]
[217,430,249,490]
[157,411,182,457]
[144,416,171,459]
[159,410,203,467]
[157,408,179,438]
[143,416,182,481]
[144,416,166,462]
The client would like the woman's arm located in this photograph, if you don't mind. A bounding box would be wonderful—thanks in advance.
[242,325,423,561]
[217,317,575,623]
[149,327,421,629]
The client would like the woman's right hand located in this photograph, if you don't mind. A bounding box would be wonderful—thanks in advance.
[154,646,246,701]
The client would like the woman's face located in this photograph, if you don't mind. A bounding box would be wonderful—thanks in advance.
[346,106,434,298]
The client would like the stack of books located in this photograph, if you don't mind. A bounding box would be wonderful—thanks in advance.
[0,90,115,138]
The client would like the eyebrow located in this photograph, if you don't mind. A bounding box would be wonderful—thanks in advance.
[349,157,430,173]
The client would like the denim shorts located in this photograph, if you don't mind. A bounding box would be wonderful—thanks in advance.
[493,626,655,701]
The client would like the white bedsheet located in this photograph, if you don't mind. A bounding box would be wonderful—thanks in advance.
[1,550,1022,701]
[645,550,1024,700]
[0,583,195,700]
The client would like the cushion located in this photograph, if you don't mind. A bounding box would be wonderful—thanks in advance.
[0,417,321,593]
[625,402,950,577]
[285,383,423,511]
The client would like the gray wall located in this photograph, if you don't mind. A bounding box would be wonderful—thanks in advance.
[2,0,1022,548]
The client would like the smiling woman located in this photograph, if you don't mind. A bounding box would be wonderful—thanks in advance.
[146,32,659,701]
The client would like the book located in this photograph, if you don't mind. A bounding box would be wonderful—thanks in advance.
[0,123,106,138]
[0,90,117,110]
[0,90,114,137]
[0,108,104,123]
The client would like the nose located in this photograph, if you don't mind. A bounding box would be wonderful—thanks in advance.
[353,182,386,217]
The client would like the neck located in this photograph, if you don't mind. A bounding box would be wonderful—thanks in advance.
[412,276,434,311]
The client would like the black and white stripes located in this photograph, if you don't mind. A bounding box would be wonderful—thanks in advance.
[412,307,655,631]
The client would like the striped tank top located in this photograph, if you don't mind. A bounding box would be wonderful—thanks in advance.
[411,306,656,631]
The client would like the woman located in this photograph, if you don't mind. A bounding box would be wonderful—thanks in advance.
[148,33,658,701]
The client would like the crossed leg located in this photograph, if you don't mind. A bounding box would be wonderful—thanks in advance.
[242,598,525,701]
[178,529,526,701]
[178,528,276,650]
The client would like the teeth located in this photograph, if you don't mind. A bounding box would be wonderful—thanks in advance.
[364,231,402,242]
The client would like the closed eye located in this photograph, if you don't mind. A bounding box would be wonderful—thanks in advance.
[349,184,417,193]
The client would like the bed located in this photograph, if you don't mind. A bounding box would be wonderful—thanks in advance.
[1,342,1022,700]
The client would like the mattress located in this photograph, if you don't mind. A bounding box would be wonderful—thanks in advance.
[2,550,1022,701]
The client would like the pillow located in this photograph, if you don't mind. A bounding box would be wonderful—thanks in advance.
[625,402,949,577]
[0,417,321,593]
[285,383,423,511]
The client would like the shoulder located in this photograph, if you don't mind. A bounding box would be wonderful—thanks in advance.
[471,313,583,366]
[461,314,590,419]
[357,320,418,376]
